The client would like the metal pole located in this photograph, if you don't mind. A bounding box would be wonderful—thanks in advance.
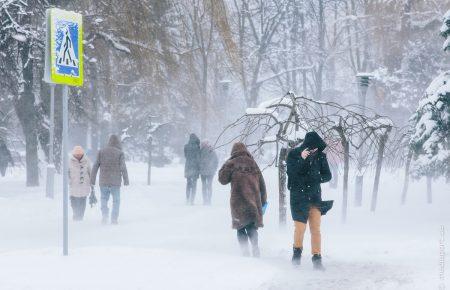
[62,85,69,256]
[354,77,369,207]
[46,84,55,198]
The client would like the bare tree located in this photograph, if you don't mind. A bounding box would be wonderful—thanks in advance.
[215,92,394,224]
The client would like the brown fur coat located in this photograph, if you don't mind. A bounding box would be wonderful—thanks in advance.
[219,143,267,229]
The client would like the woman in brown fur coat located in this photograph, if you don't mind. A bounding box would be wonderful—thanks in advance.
[218,142,267,257]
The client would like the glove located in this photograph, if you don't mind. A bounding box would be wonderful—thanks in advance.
[262,202,268,215]
[89,187,98,208]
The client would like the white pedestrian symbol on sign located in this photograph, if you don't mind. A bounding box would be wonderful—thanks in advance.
[57,27,78,68]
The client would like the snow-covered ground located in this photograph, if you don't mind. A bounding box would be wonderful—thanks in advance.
[0,163,449,290]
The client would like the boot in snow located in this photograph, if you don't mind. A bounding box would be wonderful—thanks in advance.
[252,245,260,258]
[240,243,250,257]
[292,247,302,265]
[312,254,324,270]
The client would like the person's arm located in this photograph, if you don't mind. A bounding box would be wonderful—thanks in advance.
[320,153,332,183]
[120,152,129,186]
[218,160,233,185]
[286,149,308,178]
[259,170,267,205]
[87,158,92,181]
[90,151,100,186]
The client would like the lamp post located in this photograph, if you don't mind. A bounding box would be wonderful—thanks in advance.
[354,73,373,207]
[219,79,232,121]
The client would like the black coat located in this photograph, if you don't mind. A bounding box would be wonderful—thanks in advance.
[184,134,201,178]
[287,132,332,223]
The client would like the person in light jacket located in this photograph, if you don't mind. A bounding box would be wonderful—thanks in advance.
[199,141,219,205]
[91,135,129,225]
[69,146,92,221]
[184,133,201,205]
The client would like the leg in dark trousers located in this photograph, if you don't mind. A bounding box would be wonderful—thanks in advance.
[246,224,260,257]
[206,175,213,204]
[186,178,192,203]
[201,175,211,205]
[237,227,250,256]
[189,177,197,205]
[70,196,78,220]
[78,196,87,220]
[70,196,86,221]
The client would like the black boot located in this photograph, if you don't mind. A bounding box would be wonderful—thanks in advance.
[312,254,324,270]
[292,247,302,265]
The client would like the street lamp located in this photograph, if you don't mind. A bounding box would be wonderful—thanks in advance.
[219,79,232,118]
[354,72,374,207]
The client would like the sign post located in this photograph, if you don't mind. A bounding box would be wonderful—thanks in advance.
[44,8,83,256]
[45,83,56,199]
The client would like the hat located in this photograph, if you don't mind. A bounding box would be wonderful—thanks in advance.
[72,146,84,156]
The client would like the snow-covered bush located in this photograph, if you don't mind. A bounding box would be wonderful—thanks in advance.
[410,11,450,181]
[410,72,450,180]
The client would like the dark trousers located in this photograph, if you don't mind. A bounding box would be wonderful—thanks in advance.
[186,177,198,204]
[70,196,87,221]
[237,223,259,256]
[201,175,213,205]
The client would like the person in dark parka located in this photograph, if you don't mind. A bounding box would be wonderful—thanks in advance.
[91,135,129,225]
[219,142,267,257]
[287,131,332,269]
[0,141,14,177]
[184,133,201,205]
[199,141,219,205]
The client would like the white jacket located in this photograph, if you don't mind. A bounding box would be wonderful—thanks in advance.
[69,155,92,197]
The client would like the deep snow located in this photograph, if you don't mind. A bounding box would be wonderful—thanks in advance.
[0,163,449,290]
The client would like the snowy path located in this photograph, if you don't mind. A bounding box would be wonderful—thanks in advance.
[0,163,448,290]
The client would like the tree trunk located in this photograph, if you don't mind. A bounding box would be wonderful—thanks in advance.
[335,125,349,223]
[354,175,363,207]
[329,164,338,189]
[278,148,288,226]
[426,175,432,204]
[370,128,391,212]
[401,149,412,205]
[342,140,349,223]
[14,38,39,186]
[147,137,153,186]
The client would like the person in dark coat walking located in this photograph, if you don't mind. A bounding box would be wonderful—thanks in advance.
[287,131,332,269]
[0,140,14,177]
[91,135,129,224]
[219,142,267,257]
[199,141,219,205]
[184,133,201,205]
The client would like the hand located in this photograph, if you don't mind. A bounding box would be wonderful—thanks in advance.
[301,149,310,160]
[124,181,130,186]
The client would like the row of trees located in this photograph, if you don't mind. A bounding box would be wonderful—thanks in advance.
[0,0,449,186]
[215,92,395,223]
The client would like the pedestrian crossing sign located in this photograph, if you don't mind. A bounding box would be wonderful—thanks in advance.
[45,8,83,86]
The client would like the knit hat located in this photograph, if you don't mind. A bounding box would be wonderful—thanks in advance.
[72,146,84,156]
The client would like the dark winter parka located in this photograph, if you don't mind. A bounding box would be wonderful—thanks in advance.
[184,134,201,178]
[199,143,219,176]
[91,135,129,187]
[218,143,267,230]
[287,132,332,223]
